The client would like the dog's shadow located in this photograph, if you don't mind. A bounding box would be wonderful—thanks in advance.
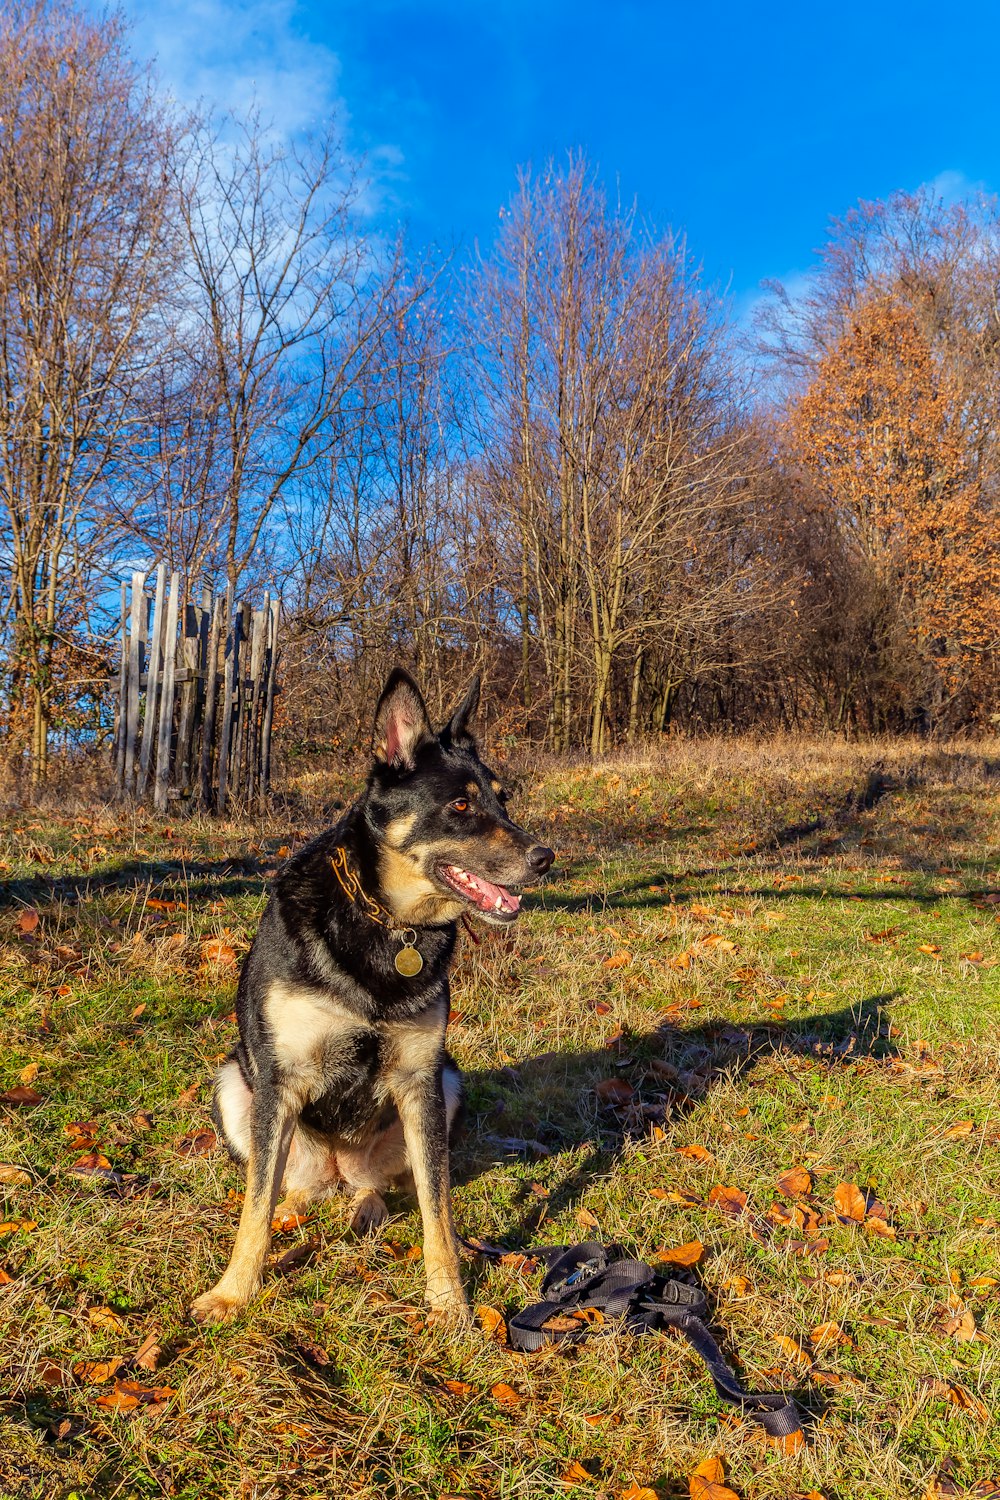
[450,994,898,1245]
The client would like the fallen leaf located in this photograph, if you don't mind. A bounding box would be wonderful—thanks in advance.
[177,1130,216,1157]
[491,1381,522,1408]
[776,1167,813,1197]
[73,1357,123,1384]
[619,1486,660,1500]
[476,1305,507,1343]
[0,1219,37,1236]
[16,907,40,934]
[834,1182,866,1222]
[88,1306,125,1331]
[272,1211,309,1233]
[810,1321,852,1349]
[942,1120,975,1140]
[919,1376,989,1422]
[0,1164,32,1186]
[560,1461,594,1485]
[689,1456,741,1500]
[773,1335,813,1370]
[708,1185,747,1217]
[677,1144,715,1163]
[96,1378,175,1409]
[19,1062,40,1086]
[441,1378,475,1397]
[575,1207,599,1229]
[131,1111,154,1132]
[917,943,942,956]
[133,1332,162,1373]
[200,938,237,966]
[942,1307,978,1341]
[595,1078,635,1107]
[0,1087,42,1107]
[669,949,693,970]
[653,1240,705,1268]
[176,1082,200,1105]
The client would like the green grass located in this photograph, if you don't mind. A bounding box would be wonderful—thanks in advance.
[0,738,998,1499]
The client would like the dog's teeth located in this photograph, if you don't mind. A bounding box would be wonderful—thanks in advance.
[494,896,503,910]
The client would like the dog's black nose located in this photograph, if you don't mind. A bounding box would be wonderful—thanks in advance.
[526,844,554,875]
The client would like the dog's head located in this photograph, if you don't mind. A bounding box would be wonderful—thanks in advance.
[365,668,554,928]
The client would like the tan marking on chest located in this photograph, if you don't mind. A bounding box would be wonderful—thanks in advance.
[263,981,365,1088]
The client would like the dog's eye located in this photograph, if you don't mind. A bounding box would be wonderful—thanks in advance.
[450,798,470,814]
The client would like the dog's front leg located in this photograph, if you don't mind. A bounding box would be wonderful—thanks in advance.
[191,1077,298,1325]
[394,1068,469,1323]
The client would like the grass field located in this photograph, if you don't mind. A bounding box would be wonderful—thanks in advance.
[1,738,998,1500]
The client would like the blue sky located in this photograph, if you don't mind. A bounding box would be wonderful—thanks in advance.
[123,0,998,314]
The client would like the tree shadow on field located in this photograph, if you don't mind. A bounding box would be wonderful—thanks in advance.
[452,993,899,1246]
[0,853,269,912]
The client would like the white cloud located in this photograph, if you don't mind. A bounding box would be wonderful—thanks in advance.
[122,0,344,140]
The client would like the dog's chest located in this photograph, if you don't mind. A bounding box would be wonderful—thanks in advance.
[263,980,445,1123]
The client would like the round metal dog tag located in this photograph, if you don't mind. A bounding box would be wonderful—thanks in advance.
[395,944,423,977]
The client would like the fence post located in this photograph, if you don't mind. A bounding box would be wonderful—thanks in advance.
[123,570,145,795]
[137,562,167,795]
[113,580,128,791]
[217,584,237,812]
[259,601,279,811]
[153,572,180,815]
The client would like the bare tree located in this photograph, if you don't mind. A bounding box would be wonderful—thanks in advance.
[175,112,407,592]
[0,0,177,782]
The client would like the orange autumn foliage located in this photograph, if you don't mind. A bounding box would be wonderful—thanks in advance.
[787,293,1000,716]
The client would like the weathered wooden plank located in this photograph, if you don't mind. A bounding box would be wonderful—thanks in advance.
[137,562,167,794]
[153,572,181,815]
[259,601,280,811]
[113,579,128,790]
[245,602,266,806]
[217,584,238,811]
[123,571,145,795]
[175,601,200,794]
[231,602,253,804]
[199,592,223,810]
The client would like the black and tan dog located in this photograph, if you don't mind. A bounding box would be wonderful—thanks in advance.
[191,669,553,1325]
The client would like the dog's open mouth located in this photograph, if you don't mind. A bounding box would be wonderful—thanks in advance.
[437,863,521,922]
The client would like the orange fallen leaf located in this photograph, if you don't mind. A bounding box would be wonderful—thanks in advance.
[669,949,693,970]
[708,1184,747,1217]
[689,1456,741,1500]
[776,1167,813,1197]
[575,1206,599,1229]
[620,1486,660,1500]
[942,1120,975,1139]
[476,1305,507,1343]
[653,1240,705,1268]
[677,1144,715,1163]
[16,908,39,934]
[834,1182,866,1222]
[811,1320,852,1349]
[73,1357,123,1384]
[200,937,237,966]
[560,1461,594,1485]
[773,1335,813,1370]
[441,1378,475,1397]
[177,1130,216,1157]
[0,1220,37,1236]
[917,943,942,956]
[491,1381,522,1408]
[602,951,632,969]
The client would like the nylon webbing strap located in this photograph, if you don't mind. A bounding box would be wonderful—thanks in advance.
[505,1242,803,1442]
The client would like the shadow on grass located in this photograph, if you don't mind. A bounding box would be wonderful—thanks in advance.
[0,854,269,912]
[454,992,898,1244]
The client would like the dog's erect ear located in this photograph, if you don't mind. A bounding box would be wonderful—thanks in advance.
[372,669,433,769]
[440,675,481,750]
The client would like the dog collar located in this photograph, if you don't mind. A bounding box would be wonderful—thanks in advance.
[329,846,424,976]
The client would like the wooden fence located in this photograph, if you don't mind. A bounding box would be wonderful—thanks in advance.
[113,566,280,813]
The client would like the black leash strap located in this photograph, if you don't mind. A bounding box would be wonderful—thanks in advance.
[506,1242,803,1442]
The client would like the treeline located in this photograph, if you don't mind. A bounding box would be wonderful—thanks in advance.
[2,2,999,789]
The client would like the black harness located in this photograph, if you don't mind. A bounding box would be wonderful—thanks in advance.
[499,1241,803,1442]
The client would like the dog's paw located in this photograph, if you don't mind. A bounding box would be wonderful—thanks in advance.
[426,1297,473,1331]
[349,1190,389,1236]
[190,1285,248,1325]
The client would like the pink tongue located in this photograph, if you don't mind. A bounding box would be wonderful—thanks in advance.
[445,865,520,914]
